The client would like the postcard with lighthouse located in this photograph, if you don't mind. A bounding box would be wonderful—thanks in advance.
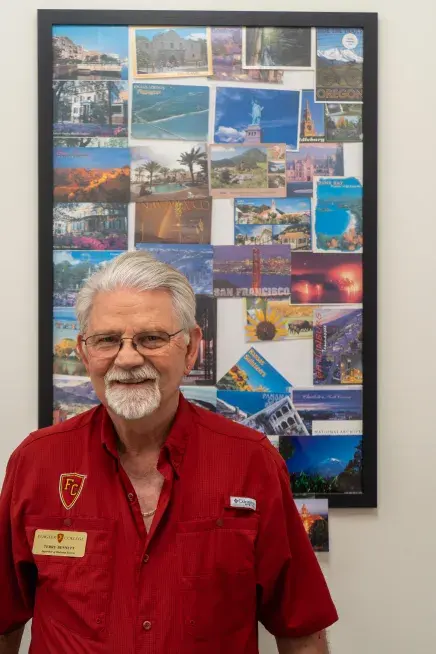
[315,28,364,103]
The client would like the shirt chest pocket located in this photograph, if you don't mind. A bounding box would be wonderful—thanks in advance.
[25,515,115,640]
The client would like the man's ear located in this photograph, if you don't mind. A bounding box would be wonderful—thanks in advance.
[76,335,91,375]
[184,326,202,375]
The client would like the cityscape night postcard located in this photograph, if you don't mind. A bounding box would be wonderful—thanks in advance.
[293,389,362,435]
[313,307,363,385]
[216,347,292,393]
[291,252,363,304]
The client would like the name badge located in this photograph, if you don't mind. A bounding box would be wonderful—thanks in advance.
[32,530,87,558]
[230,496,257,511]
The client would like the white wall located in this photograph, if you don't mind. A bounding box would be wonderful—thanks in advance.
[0,1,434,653]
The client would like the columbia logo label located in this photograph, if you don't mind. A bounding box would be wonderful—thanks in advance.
[230,496,256,511]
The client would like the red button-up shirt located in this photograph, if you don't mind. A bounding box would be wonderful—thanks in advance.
[0,395,337,653]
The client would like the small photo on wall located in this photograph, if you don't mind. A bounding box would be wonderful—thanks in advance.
[293,388,362,436]
[52,26,129,80]
[294,498,329,552]
[216,347,292,393]
[286,143,344,196]
[53,307,85,377]
[53,203,128,250]
[291,252,363,304]
[242,27,312,69]
[53,137,129,148]
[245,298,314,342]
[53,375,99,425]
[313,307,363,385]
[131,27,212,78]
[135,198,212,245]
[182,295,216,386]
[314,177,363,252]
[53,81,128,137]
[180,386,217,411]
[300,90,325,143]
[316,28,363,103]
[325,103,362,142]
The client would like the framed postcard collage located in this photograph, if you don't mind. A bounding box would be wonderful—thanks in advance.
[38,10,378,530]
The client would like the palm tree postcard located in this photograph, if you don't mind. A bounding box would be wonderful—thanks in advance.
[131,27,212,79]
[292,389,362,436]
[53,81,128,137]
[216,347,292,393]
[209,145,286,199]
[53,307,86,377]
[294,499,329,552]
[245,299,314,342]
[131,83,209,140]
[130,142,208,202]
[316,28,363,103]
[313,307,363,385]
[242,27,312,70]
[135,198,212,245]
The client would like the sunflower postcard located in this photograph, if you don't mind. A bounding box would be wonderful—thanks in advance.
[245,298,314,342]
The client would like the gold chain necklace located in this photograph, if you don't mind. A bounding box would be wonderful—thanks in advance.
[141,508,157,518]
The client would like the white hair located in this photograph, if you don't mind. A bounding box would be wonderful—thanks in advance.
[76,250,196,336]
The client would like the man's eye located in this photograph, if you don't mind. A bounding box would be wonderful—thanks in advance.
[95,335,119,345]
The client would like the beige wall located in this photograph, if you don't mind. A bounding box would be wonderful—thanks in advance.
[0,1,434,652]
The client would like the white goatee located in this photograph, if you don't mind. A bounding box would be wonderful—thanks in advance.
[104,363,161,420]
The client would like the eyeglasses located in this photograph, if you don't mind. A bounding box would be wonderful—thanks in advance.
[83,329,185,359]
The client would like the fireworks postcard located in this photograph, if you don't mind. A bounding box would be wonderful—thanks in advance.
[135,198,212,245]
[130,142,208,202]
[242,27,312,69]
[316,28,363,103]
[213,245,291,298]
[286,143,344,196]
[210,27,284,84]
[293,388,363,436]
[53,307,86,377]
[131,83,210,141]
[53,203,128,250]
[299,90,325,144]
[180,386,217,412]
[291,252,363,304]
[325,103,362,142]
[53,147,131,203]
[53,81,128,137]
[294,499,329,552]
[280,434,363,494]
[216,347,292,393]
[214,87,301,150]
[313,307,363,385]
[245,298,314,342]
[314,177,363,252]
[216,391,308,436]
[135,244,213,296]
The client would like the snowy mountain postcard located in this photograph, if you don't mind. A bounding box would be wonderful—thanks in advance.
[316,28,363,103]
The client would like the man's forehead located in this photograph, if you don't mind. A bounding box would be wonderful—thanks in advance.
[88,288,176,326]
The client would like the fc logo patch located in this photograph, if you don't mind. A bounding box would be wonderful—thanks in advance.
[59,473,87,510]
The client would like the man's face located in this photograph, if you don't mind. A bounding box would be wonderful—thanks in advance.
[77,288,201,421]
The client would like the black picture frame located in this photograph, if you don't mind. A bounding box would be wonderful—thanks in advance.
[38,10,378,508]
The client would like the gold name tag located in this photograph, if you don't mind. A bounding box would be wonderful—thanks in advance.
[32,530,87,558]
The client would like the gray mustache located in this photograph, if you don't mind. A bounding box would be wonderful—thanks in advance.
[105,366,159,384]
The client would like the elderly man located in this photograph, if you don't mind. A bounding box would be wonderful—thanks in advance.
[0,251,337,653]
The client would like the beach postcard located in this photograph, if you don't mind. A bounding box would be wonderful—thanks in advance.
[135,198,212,245]
[180,386,217,412]
[213,245,291,298]
[136,244,213,296]
[53,147,130,203]
[216,390,308,436]
[314,177,363,252]
[130,142,208,202]
[53,375,99,425]
[182,295,216,385]
[313,307,363,385]
[53,307,86,377]
[300,90,325,143]
[293,388,363,436]
[53,26,128,80]
[316,28,363,103]
[210,27,284,83]
[214,87,301,150]
[53,250,122,307]
[131,27,212,79]
[53,203,128,250]
[131,83,210,140]
[286,143,344,196]
[291,252,363,304]
[216,347,292,393]
[242,27,312,69]
[245,298,314,342]
[294,499,329,552]
[209,145,286,199]
[53,81,128,137]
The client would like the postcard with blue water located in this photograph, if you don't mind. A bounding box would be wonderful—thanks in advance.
[131,84,210,141]
[314,177,363,252]
[216,347,292,393]
[313,307,363,385]
[293,389,362,435]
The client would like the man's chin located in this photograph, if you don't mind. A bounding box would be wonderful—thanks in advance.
[105,387,161,421]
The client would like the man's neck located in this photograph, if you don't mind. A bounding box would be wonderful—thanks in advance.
[108,391,180,456]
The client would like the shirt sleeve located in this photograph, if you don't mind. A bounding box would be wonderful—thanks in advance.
[256,444,338,639]
[0,450,35,634]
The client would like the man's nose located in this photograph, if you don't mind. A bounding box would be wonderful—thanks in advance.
[113,339,144,367]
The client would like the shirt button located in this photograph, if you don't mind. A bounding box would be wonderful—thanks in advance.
[142,620,152,631]
[127,493,135,502]
[63,518,72,527]
[216,518,223,527]
[143,554,150,564]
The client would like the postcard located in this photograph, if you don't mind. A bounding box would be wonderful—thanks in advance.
[131,83,209,141]
[209,144,286,199]
[234,196,312,246]
[135,244,213,296]
[325,103,362,142]
[316,28,363,103]
[291,252,362,304]
[294,499,329,552]
[53,26,128,80]
[53,375,99,424]
[300,90,325,143]
[235,224,273,245]
[216,347,292,393]
[210,27,284,83]
[53,250,122,307]
[314,177,363,252]
[53,203,128,250]
[131,142,208,202]
[216,391,308,435]
[293,389,363,435]
[135,198,212,245]
[280,434,363,494]
[53,307,85,377]
[53,147,130,203]
[245,298,314,342]
[313,307,363,385]
[242,27,312,69]
[214,87,301,150]
[181,386,217,411]
[182,295,216,386]
[213,245,291,298]
[53,137,129,148]
[131,27,212,79]
[286,143,344,196]
[53,81,128,137]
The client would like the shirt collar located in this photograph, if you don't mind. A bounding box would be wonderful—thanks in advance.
[100,393,193,477]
